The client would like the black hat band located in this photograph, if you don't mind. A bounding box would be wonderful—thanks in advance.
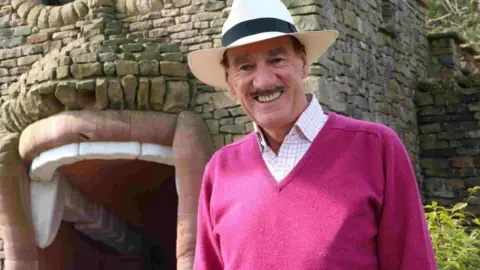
[222,17,297,47]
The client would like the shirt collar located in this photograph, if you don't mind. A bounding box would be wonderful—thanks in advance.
[253,93,327,152]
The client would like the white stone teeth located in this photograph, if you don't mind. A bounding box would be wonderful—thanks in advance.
[138,143,174,166]
[29,143,82,182]
[78,142,141,160]
[30,171,66,249]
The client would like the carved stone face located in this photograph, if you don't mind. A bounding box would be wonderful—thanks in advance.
[0,0,216,269]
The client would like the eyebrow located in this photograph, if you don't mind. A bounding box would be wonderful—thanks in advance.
[232,54,250,66]
[267,46,288,57]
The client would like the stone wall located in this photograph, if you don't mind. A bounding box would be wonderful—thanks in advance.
[417,32,480,211]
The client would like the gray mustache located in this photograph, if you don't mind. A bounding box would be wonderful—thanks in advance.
[251,85,285,97]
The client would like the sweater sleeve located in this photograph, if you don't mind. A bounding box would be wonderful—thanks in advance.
[193,161,224,270]
[377,129,438,270]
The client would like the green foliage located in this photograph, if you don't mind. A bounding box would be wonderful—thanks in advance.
[425,186,480,269]
[426,0,480,50]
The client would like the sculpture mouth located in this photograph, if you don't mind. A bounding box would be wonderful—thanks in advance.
[19,110,181,263]
[29,141,176,252]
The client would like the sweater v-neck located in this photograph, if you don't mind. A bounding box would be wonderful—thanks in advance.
[252,112,338,192]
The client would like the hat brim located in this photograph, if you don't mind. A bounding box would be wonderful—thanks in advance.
[187,30,339,90]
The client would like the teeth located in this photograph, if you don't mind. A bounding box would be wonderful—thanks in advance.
[30,142,174,182]
[256,91,281,103]
[30,171,143,253]
[27,142,175,252]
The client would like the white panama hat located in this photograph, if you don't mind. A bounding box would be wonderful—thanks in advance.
[187,0,339,90]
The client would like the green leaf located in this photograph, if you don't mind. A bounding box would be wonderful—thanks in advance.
[452,203,468,213]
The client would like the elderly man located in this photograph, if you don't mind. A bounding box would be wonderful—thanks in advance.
[187,0,438,269]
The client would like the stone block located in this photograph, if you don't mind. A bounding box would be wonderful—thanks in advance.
[149,28,168,38]
[150,77,165,110]
[452,156,474,168]
[167,22,193,33]
[290,5,323,16]
[108,79,124,109]
[72,53,98,63]
[139,60,159,76]
[419,123,441,134]
[71,63,102,79]
[121,75,137,109]
[199,112,212,119]
[1,36,26,48]
[281,0,321,8]
[52,30,78,40]
[13,26,32,36]
[229,106,245,116]
[158,44,179,53]
[212,134,224,149]
[220,124,246,134]
[292,15,320,31]
[115,60,138,76]
[211,92,237,109]
[56,66,70,79]
[420,158,450,169]
[55,81,81,110]
[441,121,477,132]
[425,178,456,198]
[161,52,183,62]
[136,52,162,61]
[205,119,219,134]
[235,116,250,125]
[418,106,445,116]
[58,56,72,66]
[153,17,175,28]
[96,78,108,109]
[220,118,234,125]
[104,62,115,76]
[416,92,433,106]
[163,80,190,113]
[137,78,149,110]
[0,47,22,61]
[117,53,136,61]
[159,61,187,77]
[173,0,190,7]
[195,93,211,105]
[99,52,117,62]
[121,43,143,53]
[77,79,95,92]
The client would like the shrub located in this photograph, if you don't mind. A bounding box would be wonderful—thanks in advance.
[425,186,480,269]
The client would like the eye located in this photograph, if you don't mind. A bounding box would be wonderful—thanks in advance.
[239,64,253,71]
[271,58,284,64]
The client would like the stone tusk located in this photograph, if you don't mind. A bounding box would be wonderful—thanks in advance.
[30,171,66,248]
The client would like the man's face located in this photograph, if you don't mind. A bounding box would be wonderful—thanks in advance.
[224,36,308,131]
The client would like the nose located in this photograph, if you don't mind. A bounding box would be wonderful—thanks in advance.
[252,64,278,90]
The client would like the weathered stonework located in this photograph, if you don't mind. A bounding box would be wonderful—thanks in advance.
[417,32,480,212]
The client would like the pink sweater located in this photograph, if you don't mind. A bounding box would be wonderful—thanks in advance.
[194,112,437,270]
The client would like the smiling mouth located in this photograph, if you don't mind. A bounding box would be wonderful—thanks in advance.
[255,91,283,103]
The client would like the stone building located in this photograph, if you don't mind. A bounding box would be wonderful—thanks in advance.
[0,0,474,269]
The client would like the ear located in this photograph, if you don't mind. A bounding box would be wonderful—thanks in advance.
[300,49,308,78]
[225,72,236,96]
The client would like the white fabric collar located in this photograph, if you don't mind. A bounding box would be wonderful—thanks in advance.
[253,94,326,152]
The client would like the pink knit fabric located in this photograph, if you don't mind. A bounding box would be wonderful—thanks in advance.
[194,112,437,270]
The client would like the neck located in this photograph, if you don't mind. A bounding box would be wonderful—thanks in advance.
[260,95,310,154]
